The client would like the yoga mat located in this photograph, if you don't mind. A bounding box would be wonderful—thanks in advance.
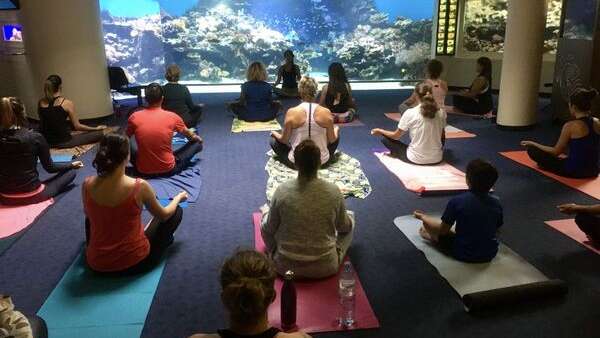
[384,113,475,138]
[37,253,165,338]
[158,198,189,209]
[545,219,600,255]
[51,143,96,159]
[501,151,600,200]
[394,215,566,311]
[374,152,469,195]
[231,118,282,133]
[147,162,202,203]
[252,213,380,333]
[336,119,365,127]
[265,151,372,201]
[0,199,54,239]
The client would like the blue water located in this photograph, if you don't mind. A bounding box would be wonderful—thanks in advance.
[374,0,434,21]
[0,0,17,10]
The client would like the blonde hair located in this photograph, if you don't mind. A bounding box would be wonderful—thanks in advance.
[0,97,26,129]
[165,64,181,82]
[299,76,318,101]
[246,62,267,82]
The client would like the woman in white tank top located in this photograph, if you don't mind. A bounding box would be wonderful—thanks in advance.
[270,76,340,167]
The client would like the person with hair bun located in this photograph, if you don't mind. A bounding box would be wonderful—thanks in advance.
[270,76,340,168]
[227,62,282,122]
[163,64,203,128]
[261,139,354,279]
[0,97,81,206]
[521,88,600,178]
[38,74,107,148]
[189,250,311,338]
[371,82,447,165]
[83,133,186,273]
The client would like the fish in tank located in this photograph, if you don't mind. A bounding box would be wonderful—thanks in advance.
[99,0,434,84]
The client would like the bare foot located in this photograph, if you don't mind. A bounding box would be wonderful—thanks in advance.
[419,227,433,241]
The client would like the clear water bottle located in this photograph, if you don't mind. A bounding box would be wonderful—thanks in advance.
[338,261,356,328]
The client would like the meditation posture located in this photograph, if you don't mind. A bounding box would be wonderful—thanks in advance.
[271,76,340,168]
[521,88,599,178]
[451,57,494,116]
[318,62,356,123]
[273,50,301,98]
[0,97,81,206]
[126,83,203,177]
[163,64,203,128]
[189,250,310,338]
[261,140,354,279]
[371,82,446,165]
[415,159,503,263]
[398,59,448,114]
[558,203,600,246]
[38,74,106,148]
[227,61,282,122]
[84,133,186,273]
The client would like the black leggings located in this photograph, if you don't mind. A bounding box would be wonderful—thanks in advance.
[52,131,104,149]
[130,139,203,177]
[380,137,444,165]
[452,95,489,115]
[270,136,340,168]
[0,169,76,206]
[575,212,600,245]
[229,100,281,122]
[85,206,183,274]
[183,105,203,128]
[526,145,567,176]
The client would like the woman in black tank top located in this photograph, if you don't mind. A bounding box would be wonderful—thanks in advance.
[188,251,311,338]
[38,74,106,148]
[273,50,301,98]
[319,63,356,123]
[451,57,494,116]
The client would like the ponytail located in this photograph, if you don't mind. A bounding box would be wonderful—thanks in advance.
[43,75,62,103]
[415,82,438,119]
[0,97,26,129]
[92,133,129,177]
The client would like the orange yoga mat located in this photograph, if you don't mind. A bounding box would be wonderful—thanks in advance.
[501,151,600,200]
[384,113,476,138]
[545,219,600,255]
[0,199,54,238]
[252,212,380,334]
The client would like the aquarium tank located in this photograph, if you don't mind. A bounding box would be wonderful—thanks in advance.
[562,0,597,40]
[99,0,434,84]
[462,0,563,54]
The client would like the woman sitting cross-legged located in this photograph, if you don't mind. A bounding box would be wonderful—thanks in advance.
[163,64,203,128]
[371,82,446,165]
[261,139,354,279]
[0,97,81,206]
[318,62,357,123]
[270,76,340,168]
[84,133,186,274]
[558,203,600,247]
[450,56,494,117]
[38,74,107,148]
[227,61,282,122]
[188,250,311,338]
[521,88,599,178]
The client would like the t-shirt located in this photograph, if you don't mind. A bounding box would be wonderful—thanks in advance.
[126,107,187,174]
[397,105,446,164]
[441,191,504,263]
[241,81,275,121]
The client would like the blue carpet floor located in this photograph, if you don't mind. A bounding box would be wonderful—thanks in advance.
[0,90,599,338]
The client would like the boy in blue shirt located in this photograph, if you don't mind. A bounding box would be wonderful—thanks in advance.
[414,159,503,263]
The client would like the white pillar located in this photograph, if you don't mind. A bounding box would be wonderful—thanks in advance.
[496,0,547,128]
[19,0,112,120]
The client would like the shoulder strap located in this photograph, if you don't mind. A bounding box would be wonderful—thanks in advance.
[133,178,142,195]
[308,103,312,139]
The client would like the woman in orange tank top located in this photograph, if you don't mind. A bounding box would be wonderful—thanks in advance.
[83,133,187,274]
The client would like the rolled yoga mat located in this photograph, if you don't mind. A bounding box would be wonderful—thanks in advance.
[252,212,380,333]
[374,152,469,195]
[501,151,600,200]
[394,215,566,312]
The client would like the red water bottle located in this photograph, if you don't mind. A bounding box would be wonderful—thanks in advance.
[281,270,297,332]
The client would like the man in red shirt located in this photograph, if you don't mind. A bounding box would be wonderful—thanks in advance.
[126,83,203,176]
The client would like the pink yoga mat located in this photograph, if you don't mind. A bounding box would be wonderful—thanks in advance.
[0,199,54,238]
[384,113,476,139]
[545,219,600,255]
[374,152,469,194]
[252,213,380,334]
[501,151,600,200]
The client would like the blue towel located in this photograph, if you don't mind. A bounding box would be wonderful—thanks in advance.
[38,154,73,164]
[147,161,202,203]
[158,199,188,208]
[37,253,165,338]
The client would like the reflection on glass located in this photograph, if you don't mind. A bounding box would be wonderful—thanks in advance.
[563,0,596,40]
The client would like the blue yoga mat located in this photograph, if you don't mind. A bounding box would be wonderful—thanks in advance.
[37,253,165,338]
[147,160,202,203]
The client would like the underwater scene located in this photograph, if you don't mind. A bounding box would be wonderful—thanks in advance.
[100,0,434,84]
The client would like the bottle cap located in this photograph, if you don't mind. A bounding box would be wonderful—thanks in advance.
[284,270,294,280]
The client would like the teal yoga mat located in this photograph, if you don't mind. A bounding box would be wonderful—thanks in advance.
[37,253,165,338]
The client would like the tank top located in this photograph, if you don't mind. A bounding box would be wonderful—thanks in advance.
[38,97,72,145]
[424,79,447,109]
[84,177,150,272]
[217,327,281,338]
[565,117,600,178]
[325,82,352,114]
[288,102,330,165]
[281,64,299,89]
[476,77,493,113]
